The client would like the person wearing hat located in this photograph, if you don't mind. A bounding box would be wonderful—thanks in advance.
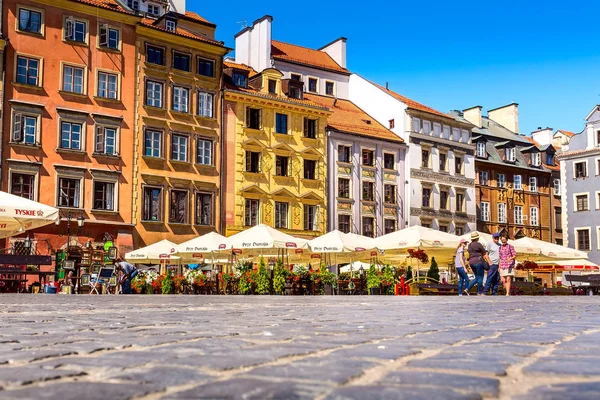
[465,232,488,295]
[455,238,470,296]
[115,259,138,294]
[483,233,501,295]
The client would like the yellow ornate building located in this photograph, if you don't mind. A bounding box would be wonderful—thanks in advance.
[222,62,331,238]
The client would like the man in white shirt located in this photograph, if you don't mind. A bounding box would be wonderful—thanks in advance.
[483,233,501,295]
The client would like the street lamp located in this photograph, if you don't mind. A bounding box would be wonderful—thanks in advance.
[24,236,31,255]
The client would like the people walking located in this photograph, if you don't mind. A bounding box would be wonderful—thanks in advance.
[455,238,470,296]
[498,235,517,296]
[466,232,487,295]
[483,233,501,295]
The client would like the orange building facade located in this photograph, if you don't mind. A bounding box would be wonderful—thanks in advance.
[1,0,138,255]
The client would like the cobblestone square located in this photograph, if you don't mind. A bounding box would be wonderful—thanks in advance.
[0,295,599,399]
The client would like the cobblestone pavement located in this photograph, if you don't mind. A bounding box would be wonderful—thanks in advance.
[1,296,599,399]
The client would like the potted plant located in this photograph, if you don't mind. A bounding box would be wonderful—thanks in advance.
[426,257,440,282]
[161,268,174,295]
[367,264,381,295]
[256,257,270,295]
[381,265,395,295]
[273,258,288,295]
[320,264,337,295]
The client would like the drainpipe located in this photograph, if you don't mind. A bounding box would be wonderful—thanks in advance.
[0,37,8,190]
[219,67,225,234]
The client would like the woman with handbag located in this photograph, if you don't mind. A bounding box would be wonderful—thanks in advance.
[466,232,487,296]
[455,239,470,296]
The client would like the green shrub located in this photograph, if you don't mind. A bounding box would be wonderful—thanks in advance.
[161,268,174,295]
[256,257,270,295]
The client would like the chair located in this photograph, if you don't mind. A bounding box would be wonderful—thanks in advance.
[89,267,114,295]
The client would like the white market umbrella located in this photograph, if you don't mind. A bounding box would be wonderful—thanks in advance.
[537,259,599,270]
[125,239,180,264]
[339,260,372,273]
[176,232,228,262]
[375,225,459,251]
[513,237,587,259]
[225,224,308,251]
[307,230,375,253]
[460,231,541,256]
[0,191,59,238]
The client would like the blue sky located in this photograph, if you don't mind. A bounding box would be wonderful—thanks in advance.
[192,0,600,134]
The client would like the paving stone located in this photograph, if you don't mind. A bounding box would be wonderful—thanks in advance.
[0,367,85,388]
[324,385,480,400]
[107,366,210,388]
[0,382,157,400]
[516,382,600,399]
[382,370,499,396]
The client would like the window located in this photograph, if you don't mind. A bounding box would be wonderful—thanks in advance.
[275,113,288,134]
[58,177,81,208]
[456,192,464,212]
[97,71,118,99]
[514,206,523,225]
[99,24,119,50]
[232,71,247,87]
[196,138,212,165]
[555,207,562,230]
[64,17,86,42]
[308,78,317,93]
[576,194,589,211]
[169,190,188,224]
[304,118,317,139]
[144,129,162,158]
[480,202,490,222]
[288,73,300,81]
[531,152,541,166]
[171,86,189,113]
[16,56,39,86]
[476,142,486,158]
[94,126,117,155]
[452,128,460,141]
[147,4,161,16]
[412,118,421,133]
[12,113,37,144]
[338,145,351,163]
[575,162,587,178]
[362,181,374,201]
[455,227,464,236]
[514,175,522,190]
[439,152,447,171]
[553,179,561,196]
[423,121,431,135]
[62,65,84,94]
[275,156,289,177]
[577,229,590,251]
[529,177,537,192]
[142,187,162,221]
[497,173,505,188]
[146,45,164,65]
[384,219,396,234]
[196,193,212,226]
[325,81,335,96]
[173,52,190,72]
[304,159,317,180]
[127,0,140,9]
[338,178,350,198]
[384,153,395,170]
[455,156,463,175]
[197,58,213,77]
[421,223,431,228]
[275,202,289,229]
[18,8,42,34]
[422,188,431,208]
[245,151,261,173]
[304,205,318,231]
[440,190,449,210]
[530,207,539,226]
[146,80,163,107]
[505,147,516,162]
[443,126,450,139]
[546,153,554,165]
[268,79,277,94]
[498,203,507,223]
[362,217,374,238]
[289,86,302,100]
[245,199,259,226]
[362,149,374,166]
[171,134,188,162]
[165,19,176,32]
[60,122,82,150]
[439,225,448,233]
[338,215,351,234]
[93,181,115,211]
[10,173,35,200]
[389,119,395,129]
[433,123,441,137]
[246,107,261,129]
[384,184,396,204]
[421,149,430,168]
[598,159,600,175]
[479,171,489,186]
[197,92,213,118]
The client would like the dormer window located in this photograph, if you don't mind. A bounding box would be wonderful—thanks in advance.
[531,152,541,167]
[127,0,140,10]
[165,19,176,32]
[505,147,516,163]
[268,79,277,94]
[289,86,302,99]
[286,80,303,100]
[546,153,554,165]
[147,4,161,16]
[476,141,486,158]
[291,74,301,81]
[232,71,248,88]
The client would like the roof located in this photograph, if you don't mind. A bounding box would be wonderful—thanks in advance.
[304,94,404,143]
[372,82,450,119]
[183,11,213,26]
[556,130,576,138]
[140,18,224,46]
[523,137,559,171]
[224,61,259,78]
[224,84,329,111]
[72,0,131,13]
[271,40,349,74]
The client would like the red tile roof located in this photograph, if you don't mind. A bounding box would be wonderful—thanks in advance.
[140,18,223,46]
[372,82,450,119]
[523,136,559,171]
[224,61,259,78]
[72,0,131,13]
[184,11,212,25]
[271,40,349,74]
[304,94,404,143]
[556,130,576,138]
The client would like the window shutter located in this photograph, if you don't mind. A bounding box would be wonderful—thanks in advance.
[207,94,213,118]
[13,113,23,142]
[95,127,105,153]
[65,18,74,40]
[245,151,250,172]
[245,107,250,127]
[303,118,308,136]
[99,25,108,46]
[258,109,262,129]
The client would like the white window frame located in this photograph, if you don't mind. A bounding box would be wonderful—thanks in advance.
[304,205,319,231]
[172,85,189,113]
[15,54,41,86]
[498,203,507,223]
[97,70,119,100]
[531,152,541,166]
[274,202,289,229]
[165,19,176,32]
[56,174,83,209]
[514,206,524,225]
[171,133,188,162]
[529,177,538,192]
[476,141,486,157]
[412,118,421,133]
[433,123,441,137]
[8,168,38,201]
[16,6,44,35]
[422,120,431,135]
[452,128,460,141]
[64,16,88,43]
[575,227,591,251]
[530,206,539,226]
[443,125,450,139]
[553,178,561,196]
[595,158,600,176]
[94,125,119,156]
[574,160,588,179]
[146,80,163,108]
[92,179,117,212]
[61,64,85,94]
[514,175,522,190]
[196,137,213,166]
[144,129,162,158]
[195,192,213,226]
[596,191,600,211]
[197,91,214,118]
[98,23,121,51]
[480,202,490,222]
[497,173,505,188]
[573,192,589,212]
[245,199,260,226]
[11,110,40,145]
[59,120,84,151]
[168,189,189,225]
[506,147,516,162]
[325,81,335,96]
[479,171,489,186]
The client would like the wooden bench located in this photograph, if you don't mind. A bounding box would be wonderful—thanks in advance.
[511,281,542,296]
[564,274,600,295]
[417,283,459,296]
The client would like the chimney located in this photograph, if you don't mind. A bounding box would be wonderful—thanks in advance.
[488,103,519,133]
[319,37,347,69]
[463,106,482,128]
[169,0,186,14]
[234,15,272,73]
[531,127,554,146]
[386,82,389,90]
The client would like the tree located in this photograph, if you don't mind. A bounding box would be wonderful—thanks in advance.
[161,268,174,295]
[273,258,287,295]
[405,266,413,281]
[255,257,270,295]
[427,257,440,282]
